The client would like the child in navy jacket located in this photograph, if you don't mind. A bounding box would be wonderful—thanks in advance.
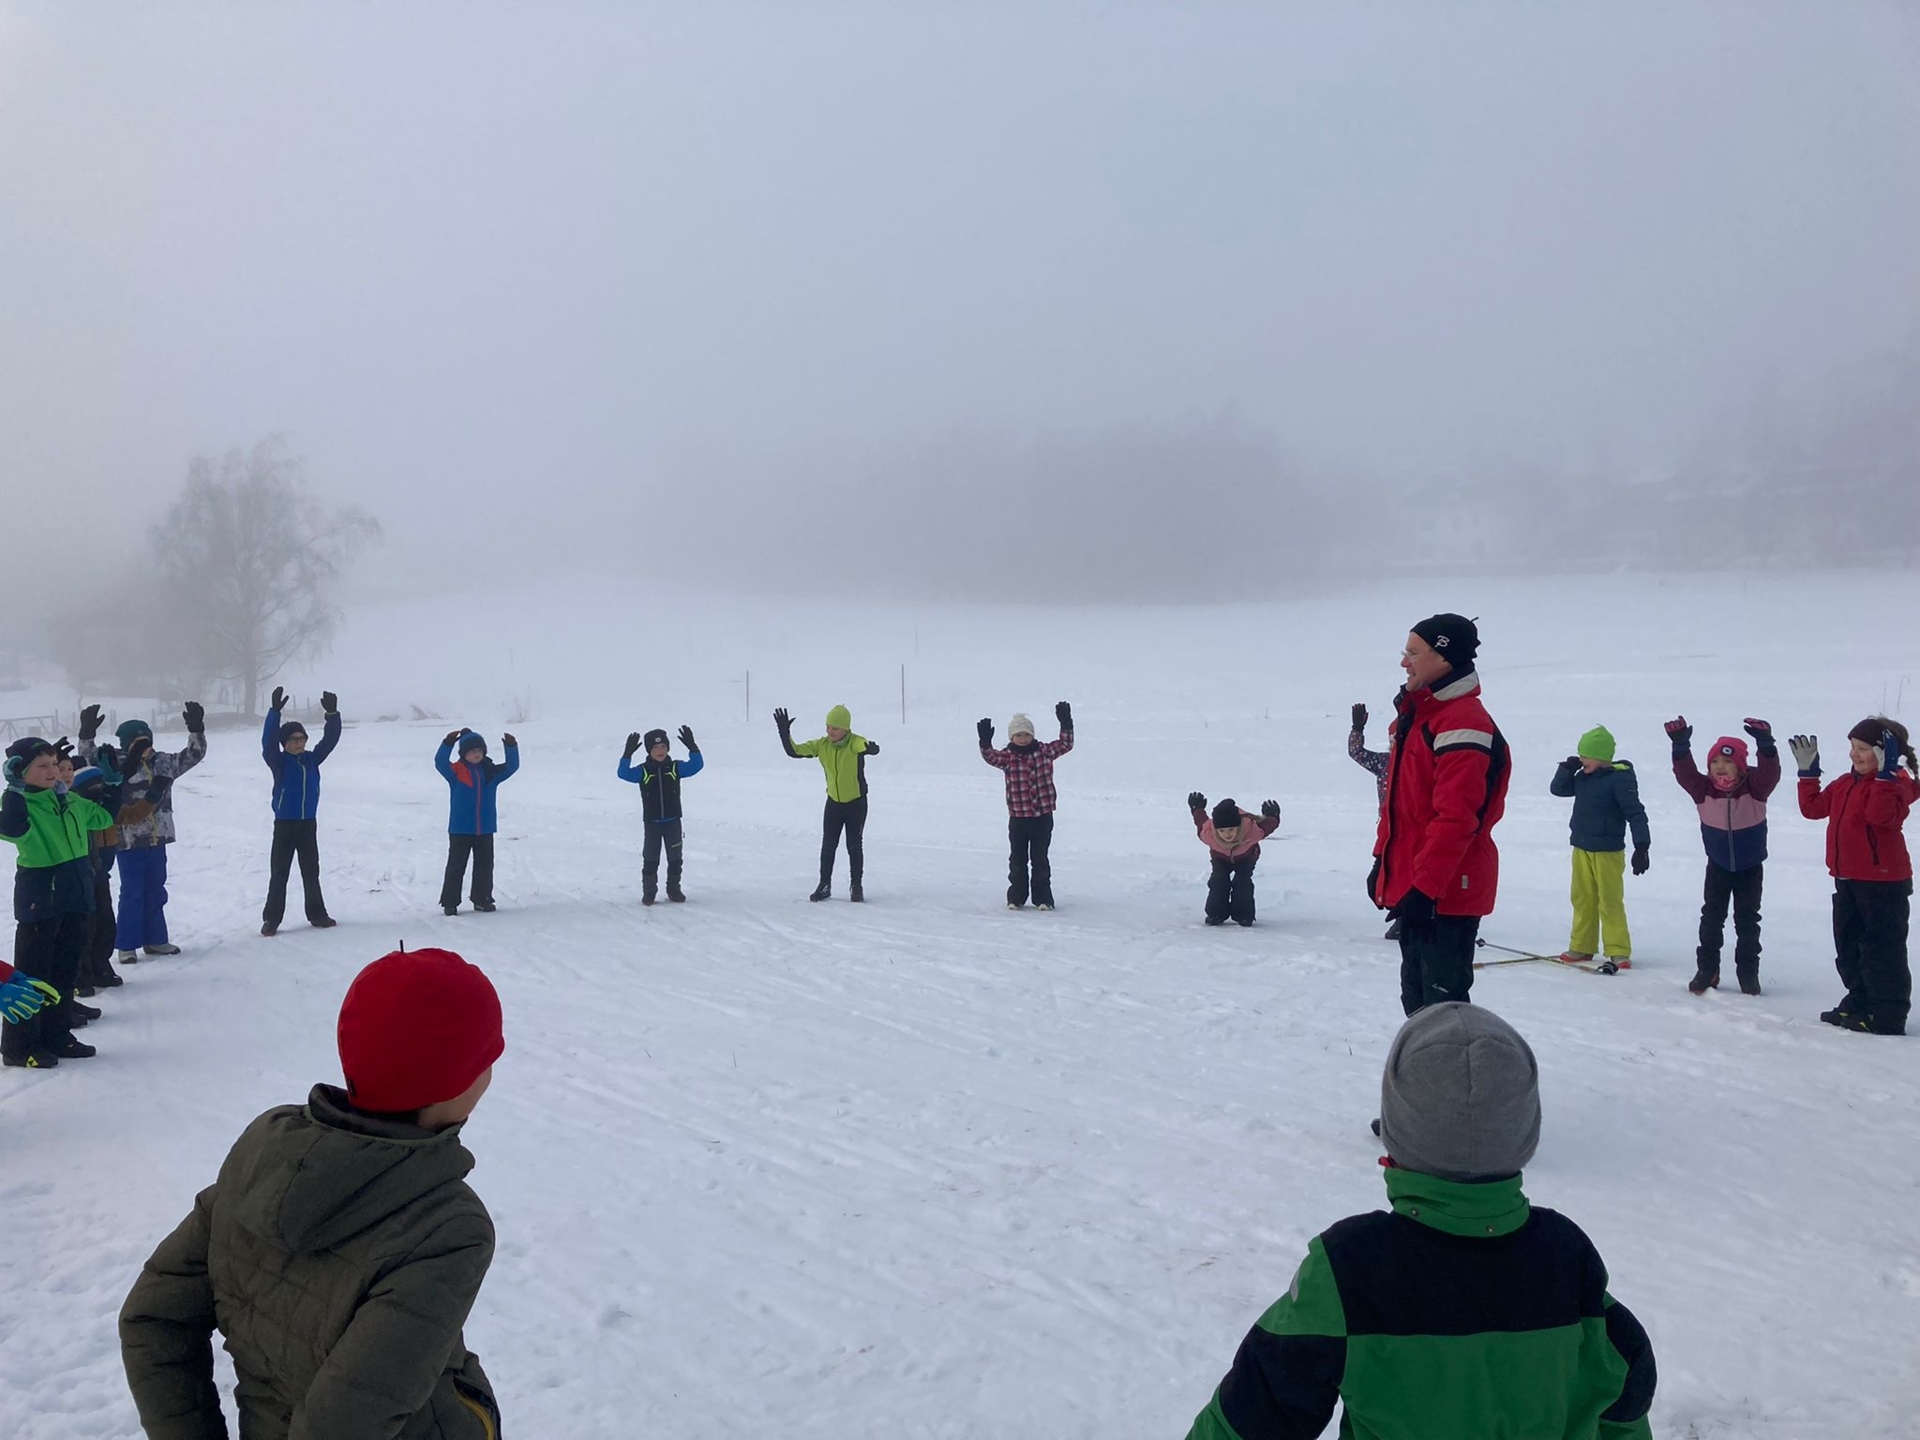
[261,688,343,936]
[617,726,703,905]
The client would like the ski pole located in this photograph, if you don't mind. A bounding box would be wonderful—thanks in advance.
[1475,938,1538,958]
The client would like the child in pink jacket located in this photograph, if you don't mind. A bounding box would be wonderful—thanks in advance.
[1188,793,1280,927]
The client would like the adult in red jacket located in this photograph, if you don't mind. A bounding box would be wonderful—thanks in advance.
[1370,614,1511,1015]
[1792,717,1917,1036]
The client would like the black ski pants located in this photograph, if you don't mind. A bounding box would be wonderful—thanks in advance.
[1399,914,1480,1016]
[1009,815,1055,907]
[820,797,867,883]
[264,820,330,928]
[84,866,119,986]
[642,821,684,897]
[3,911,88,1062]
[1698,861,1763,980]
[442,834,496,909]
[1832,878,1911,1029]
[1206,855,1258,925]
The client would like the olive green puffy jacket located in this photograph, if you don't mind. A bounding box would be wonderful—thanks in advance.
[121,1085,502,1440]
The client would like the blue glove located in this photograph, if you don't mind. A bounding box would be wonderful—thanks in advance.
[1879,729,1904,781]
[0,973,59,1025]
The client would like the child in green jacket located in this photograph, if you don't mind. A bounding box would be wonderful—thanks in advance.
[775,703,880,902]
[1,737,117,1068]
[1185,1003,1657,1440]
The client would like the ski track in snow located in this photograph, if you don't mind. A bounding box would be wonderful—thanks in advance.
[3,573,1918,1437]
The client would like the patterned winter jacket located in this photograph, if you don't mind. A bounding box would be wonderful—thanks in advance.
[1672,744,1779,872]
[80,729,207,849]
[1348,731,1388,812]
[1194,806,1280,862]
[981,730,1074,818]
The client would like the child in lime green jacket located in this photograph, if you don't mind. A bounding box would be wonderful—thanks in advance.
[775,704,880,903]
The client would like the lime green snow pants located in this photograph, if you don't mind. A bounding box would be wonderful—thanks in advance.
[1569,847,1631,959]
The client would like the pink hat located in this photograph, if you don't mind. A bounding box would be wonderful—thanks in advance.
[1707,736,1749,769]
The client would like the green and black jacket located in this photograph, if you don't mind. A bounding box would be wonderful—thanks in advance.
[1186,1169,1655,1439]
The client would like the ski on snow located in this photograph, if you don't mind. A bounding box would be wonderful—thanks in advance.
[1473,938,1631,976]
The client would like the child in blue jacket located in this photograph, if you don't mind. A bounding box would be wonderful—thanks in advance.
[437,729,519,915]
[261,688,343,937]
[1550,725,1651,967]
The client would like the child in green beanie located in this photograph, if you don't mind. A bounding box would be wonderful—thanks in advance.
[774,703,880,902]
[1549,725,1652,966]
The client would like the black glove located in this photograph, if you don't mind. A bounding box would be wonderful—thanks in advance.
[977,718,994,746]
[773,707,792,732]
[271,687,289,712]
[1055,700,1073,731]
[78,704,102,742]
[1396,886,1438,936]
[321,691,338,716]
[444,729,465,748]
[1563,755,1582,769]
[183,701,205,734]
[1664,716,1691,749]
[677,725,697,752]
[1260,799,1280,821]
[1351,702,1367,733]
[624,732,642,759]
[1187,791,1206,811]
[501,732,517,749]
[125,735,152,767]
[1631,845,1650,876]
[55,737,73,763]
[864,741,880,755]
[1743,717,1776,755]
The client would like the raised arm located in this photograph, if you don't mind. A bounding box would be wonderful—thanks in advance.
[496,736,521,783]
[312,710,343,764]
[157,704,208,778]
[1549,758,1580,798]
[774,708,809,759]
[435,730,460,782]
[262,709,283,767]
[120,1187,226,1439]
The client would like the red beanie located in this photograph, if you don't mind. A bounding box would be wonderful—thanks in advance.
[1708,736,1749,769]
[338,948,503,1113]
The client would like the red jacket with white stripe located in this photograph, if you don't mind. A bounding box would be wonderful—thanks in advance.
[1371,670,1511,918]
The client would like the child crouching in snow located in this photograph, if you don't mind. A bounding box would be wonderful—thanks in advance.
[1792,717,1917,1036]
[1183,1003,1657,1439]
[121,947,506,1437]
[1665,716,1779,994]
[1189,793,1280,926]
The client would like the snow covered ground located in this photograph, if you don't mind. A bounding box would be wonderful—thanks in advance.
[3,570,1918,1439]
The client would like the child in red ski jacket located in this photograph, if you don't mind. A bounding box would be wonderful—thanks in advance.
[1792,716,1917,1036]
[1189,794,1280,927]
[1666,716,1781,995]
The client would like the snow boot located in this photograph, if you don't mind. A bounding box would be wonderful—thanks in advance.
[76,982,97,998]
[809,882,832,903]
[1605,956,1633,971]
[665,886,684,904]
[1204,916,1226,927]
[144,943,181,957]
[1844,1012,1906,1037]
[1035,903,1053,912]
[474,903,495,913]
[1688,967,1719,995]
[849,882,865,903]
[50,1035,97,1060]
[641,893,656,908]
[443,905,459,916]
[71,1000,102,1022]
[92,967,124,989]
[1559,951,1594,965]
[1736,970,1762,997]
[117,949,139,965]
[311,917,338,929]
[261,923,278,937]
[3,1050,57,1069]
[1008,902,1025,911]
[1234,918,1254,928]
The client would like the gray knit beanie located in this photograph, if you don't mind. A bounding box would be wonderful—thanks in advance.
[1379,1003,1540,1182]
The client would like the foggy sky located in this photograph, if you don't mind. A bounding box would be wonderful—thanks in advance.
[2,2,1916,598]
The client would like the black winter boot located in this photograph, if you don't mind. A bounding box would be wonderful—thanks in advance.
[50,1035,97,1060]
[666,884,685,903]
[809,881,832,902]
[1688,967,1719,996]
[72,1001,102,1021]
[3,1050,57,1069]
[1736,969,1762,996]
[849,881,864,903]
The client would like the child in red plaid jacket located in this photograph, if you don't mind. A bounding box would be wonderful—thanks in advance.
[978,702,1075,910]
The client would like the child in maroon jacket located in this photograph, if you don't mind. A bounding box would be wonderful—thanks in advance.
[1188,793,1280,927]
[978,702,1074,910]
[1792,716,1918,1035]
[1664,716,1781,995]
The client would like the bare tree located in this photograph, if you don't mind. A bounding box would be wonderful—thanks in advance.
[150,437,380,715]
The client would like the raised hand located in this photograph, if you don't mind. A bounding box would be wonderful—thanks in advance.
[444,729,465,748]
[1788,734,1820,777]
[1742,717,1771,741]
[678,725,697,752]
[501,732,518,749]
[1351,702,1368,733]
[773,707,792,731]
[78,704,102,741]
[272,687,290,713]
[624,732,642,758]
[182,701,205,734]
[1261,799,1280,820]
[1879,728,1903,779]
[977,718,994,746]
[321,691,338,715]
[1664,716,1691,747]
[54,737,73,763]
[1055,700,1073,730]
[1187,791,1206,811]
